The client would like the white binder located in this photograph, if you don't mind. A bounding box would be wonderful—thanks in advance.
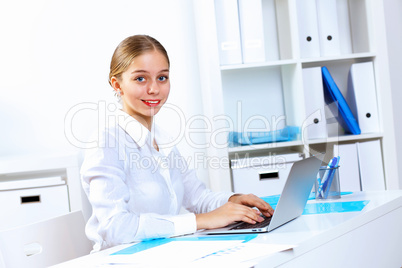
[348,0,370,53]
[238,0,265,63]
[316,0,341,56]
[261,0,280,61]
[214,0,242,65]
[336,0,353,54]
[333,143,361,192]
[302,67,327,139]
[347,62,380,133]
[357,140,385,191]
[296,0,320,58]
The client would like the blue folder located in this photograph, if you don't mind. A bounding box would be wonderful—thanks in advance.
[228,126,300,147]
[321,66,361,135]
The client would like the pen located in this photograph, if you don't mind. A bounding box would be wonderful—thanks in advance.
[318,156,340,198]
[316,173,322,198]
[317,158,334,198]
[323,156,340,198]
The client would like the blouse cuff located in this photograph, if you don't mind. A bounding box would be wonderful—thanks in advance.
[222,192,236,205]
[171,213,197,237]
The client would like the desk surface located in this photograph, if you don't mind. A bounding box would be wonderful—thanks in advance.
[54,190,402,268]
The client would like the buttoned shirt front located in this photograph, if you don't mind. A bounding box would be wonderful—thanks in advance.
[81,109,232,252]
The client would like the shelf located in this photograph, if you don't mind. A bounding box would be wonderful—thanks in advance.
[227,140,304,154]
[220,59,297,71]
[227,132,384,155]
[301,52,376,65]
[307,133,384,145]
[220,53,376,71]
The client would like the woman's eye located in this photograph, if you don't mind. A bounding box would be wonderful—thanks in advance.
[136,77,145,82]
[158,76,168,82]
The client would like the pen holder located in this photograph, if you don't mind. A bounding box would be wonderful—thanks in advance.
[314,166,341,200]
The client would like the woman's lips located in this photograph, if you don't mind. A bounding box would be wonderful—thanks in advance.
[142,99,161,107]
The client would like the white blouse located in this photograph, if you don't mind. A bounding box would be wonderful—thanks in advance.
[81,109,233,252]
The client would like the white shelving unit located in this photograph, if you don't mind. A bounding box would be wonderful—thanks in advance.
[193,0,399,192]
[0,154,84,229]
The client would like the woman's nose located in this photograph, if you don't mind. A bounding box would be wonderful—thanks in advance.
[147,81,159,94]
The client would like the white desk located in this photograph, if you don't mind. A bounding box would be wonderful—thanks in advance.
[54,190,402,268]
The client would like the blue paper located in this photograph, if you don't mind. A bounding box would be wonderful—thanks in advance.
[112,238,170,255]
[303,200,369,214]
[112,234,258,255]
[260,194,281,208]
[260,192,354,211]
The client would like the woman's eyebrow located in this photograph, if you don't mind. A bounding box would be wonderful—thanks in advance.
[131,70,148,74]
[131,69,169,74]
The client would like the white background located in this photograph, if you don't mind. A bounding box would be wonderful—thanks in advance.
[0,0,211,184]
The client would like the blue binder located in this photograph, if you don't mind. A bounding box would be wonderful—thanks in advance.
[321,66,361,135]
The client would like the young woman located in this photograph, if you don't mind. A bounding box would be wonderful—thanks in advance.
[81,35,274,252]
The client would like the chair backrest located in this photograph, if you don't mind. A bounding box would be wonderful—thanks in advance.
[0,210,93,268]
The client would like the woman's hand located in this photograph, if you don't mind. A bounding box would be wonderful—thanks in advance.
[196,202,265,230]
[228,193,274,218]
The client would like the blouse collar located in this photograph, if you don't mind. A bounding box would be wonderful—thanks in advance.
[116,109,174,156]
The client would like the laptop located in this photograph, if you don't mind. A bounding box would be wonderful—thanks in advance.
[202,154,323,235]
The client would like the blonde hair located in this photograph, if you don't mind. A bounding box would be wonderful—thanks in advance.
[108,35,170,86]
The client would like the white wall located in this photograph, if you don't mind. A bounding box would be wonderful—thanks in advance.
[383,0,402,189]
[0,1,211,185]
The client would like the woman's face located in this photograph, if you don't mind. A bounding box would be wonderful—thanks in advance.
[117,50,170,128]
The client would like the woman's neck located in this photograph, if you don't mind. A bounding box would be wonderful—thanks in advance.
[122,109,153,132]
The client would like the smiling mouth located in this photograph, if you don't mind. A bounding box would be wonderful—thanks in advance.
[142,100,161,107]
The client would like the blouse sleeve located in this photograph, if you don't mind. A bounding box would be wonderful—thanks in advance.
[81,132,197,250]
[174,148,234,214]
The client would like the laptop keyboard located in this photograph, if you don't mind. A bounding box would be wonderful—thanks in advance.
[230,215,272,230]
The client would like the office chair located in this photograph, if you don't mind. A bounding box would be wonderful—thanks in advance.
[0,210,93,268]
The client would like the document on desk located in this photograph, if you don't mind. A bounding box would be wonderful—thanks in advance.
[191,242,294,267]
[260,192,369,214]
[102,240,294,267]
[104,240,242,267]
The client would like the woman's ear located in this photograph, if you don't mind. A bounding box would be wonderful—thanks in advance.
[110,76,123,96]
